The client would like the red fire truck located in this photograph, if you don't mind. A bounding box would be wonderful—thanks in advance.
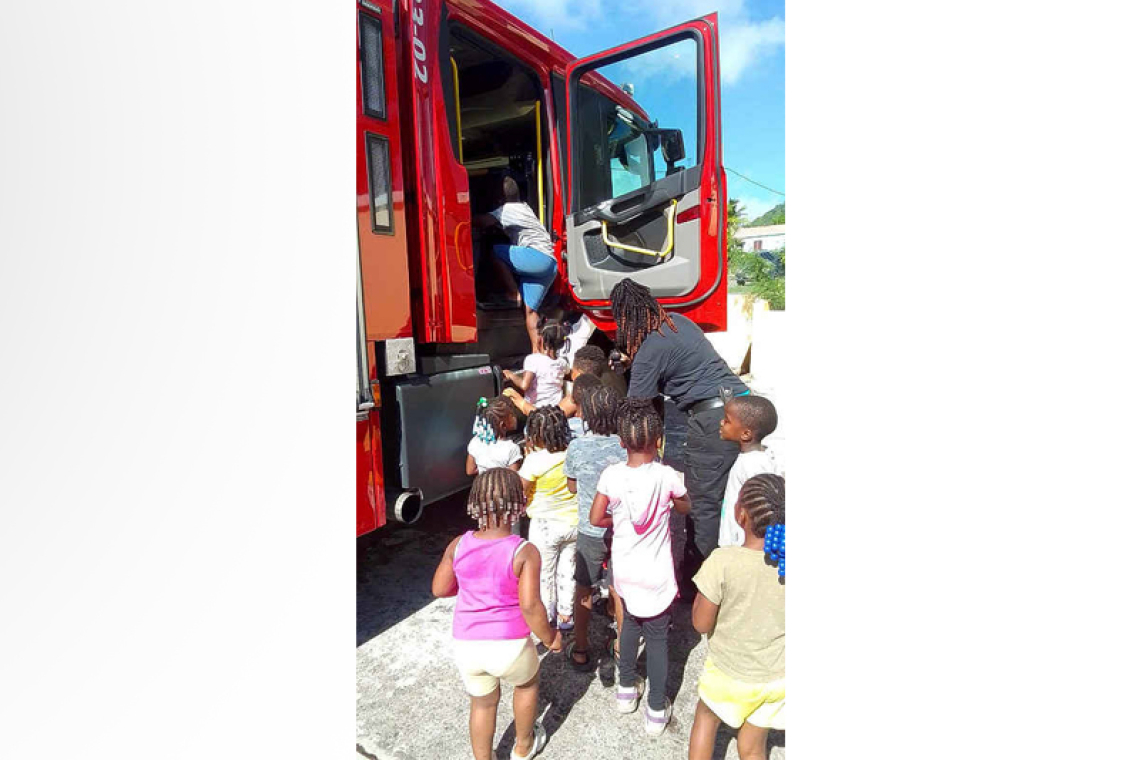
[357,0,731,535]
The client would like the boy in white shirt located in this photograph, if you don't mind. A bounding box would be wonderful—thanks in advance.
[717,395,783,547]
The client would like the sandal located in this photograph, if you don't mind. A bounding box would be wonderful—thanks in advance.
[566,641,593,672]
[509,722,547,760]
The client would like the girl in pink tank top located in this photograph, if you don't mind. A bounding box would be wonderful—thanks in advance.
[433,468,562,760]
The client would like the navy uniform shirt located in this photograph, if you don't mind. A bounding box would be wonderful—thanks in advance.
[627,313,747,410]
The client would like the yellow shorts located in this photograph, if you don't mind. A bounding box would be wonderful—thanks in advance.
[697,659,785,730]
[453,637,539,697]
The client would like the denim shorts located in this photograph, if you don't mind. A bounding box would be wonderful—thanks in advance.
[492,244,558,311]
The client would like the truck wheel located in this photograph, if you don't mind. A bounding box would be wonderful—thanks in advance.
[390,489,423,525]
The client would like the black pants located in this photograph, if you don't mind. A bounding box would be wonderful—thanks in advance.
[619,606,671,711]
[682,405,739,583]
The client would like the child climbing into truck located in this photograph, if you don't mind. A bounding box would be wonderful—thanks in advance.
[502,322,569,412]
[474,175,558,355]
[432,468,562,760]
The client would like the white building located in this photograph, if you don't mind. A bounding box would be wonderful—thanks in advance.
[735,224,785,252]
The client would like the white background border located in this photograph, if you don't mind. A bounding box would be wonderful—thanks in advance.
[3,0,1139,757]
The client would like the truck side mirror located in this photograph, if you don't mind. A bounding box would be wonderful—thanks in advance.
[659,129,685,173]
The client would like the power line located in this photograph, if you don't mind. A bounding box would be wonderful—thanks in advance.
[725,166,784,197]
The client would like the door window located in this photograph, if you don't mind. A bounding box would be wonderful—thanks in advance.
[572,35,700,211]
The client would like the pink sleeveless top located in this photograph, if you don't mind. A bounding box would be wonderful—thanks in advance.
[452,532,531,641]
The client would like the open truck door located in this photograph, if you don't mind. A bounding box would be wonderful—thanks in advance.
[563,15,727,331]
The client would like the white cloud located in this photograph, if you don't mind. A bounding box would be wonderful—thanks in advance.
[495,0,602,33]
[497,0,782,86]
[718,17,784,85]
[627,0,784,87]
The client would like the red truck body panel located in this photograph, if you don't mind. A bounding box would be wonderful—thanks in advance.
[357,0,730,536]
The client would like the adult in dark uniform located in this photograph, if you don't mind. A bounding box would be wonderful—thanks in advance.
[609,279,748,592]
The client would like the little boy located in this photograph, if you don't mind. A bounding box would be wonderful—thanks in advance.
[571,344,627,397]
[717,395,782,547]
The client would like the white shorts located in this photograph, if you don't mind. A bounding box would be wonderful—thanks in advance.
[453,637,539,697]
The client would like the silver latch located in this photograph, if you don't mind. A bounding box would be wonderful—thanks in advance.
[384,338,416,376]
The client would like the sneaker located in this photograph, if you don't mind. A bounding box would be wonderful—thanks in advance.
[615,677,644,714]
[644,698,672,736]
[509,722,547,760]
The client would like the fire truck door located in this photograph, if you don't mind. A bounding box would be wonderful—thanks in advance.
[563,15,726,328]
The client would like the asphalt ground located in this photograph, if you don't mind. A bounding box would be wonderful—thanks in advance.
[357,399,785,760]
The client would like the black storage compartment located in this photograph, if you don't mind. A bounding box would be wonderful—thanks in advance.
[380,365,500,506]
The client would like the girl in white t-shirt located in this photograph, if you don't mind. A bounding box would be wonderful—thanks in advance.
[590,399,691,736]
[503,323,569,411]
[465,396,523,476]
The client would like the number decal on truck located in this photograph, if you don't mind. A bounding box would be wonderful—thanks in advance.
[410,0,428,83]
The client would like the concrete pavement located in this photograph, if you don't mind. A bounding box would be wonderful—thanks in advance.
[357,398,785,760]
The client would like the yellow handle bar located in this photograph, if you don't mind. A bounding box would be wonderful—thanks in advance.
[600,200,677,258]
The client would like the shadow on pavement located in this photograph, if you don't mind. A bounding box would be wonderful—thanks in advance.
[356,490,472,646]
[494,650,595,759]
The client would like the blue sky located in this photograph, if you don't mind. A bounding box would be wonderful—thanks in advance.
[496,0,785,221]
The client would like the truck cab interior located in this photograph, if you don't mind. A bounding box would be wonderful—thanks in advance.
[445,26,558,364]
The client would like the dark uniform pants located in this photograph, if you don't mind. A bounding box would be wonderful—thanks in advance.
[681,404,739,583]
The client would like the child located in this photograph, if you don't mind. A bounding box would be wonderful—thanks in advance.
[563,384,627,671]
[517,406,579,636]
[466,396,523,476]
[503,322,569,411]
[506,346,603,426]
[717,395,783,548]
[565,372,601,439]
[688,474,785,760]
[589,399,691,735]
[432,468,562,760]
[572,344,627,398]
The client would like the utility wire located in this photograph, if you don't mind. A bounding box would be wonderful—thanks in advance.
[725,166,784,197]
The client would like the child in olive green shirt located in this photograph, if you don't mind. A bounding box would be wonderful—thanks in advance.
[689,474,785,760]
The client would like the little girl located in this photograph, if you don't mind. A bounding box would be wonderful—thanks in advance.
[503,322,569,410]
[466,396,522,476]
[589,399,691,736]
[517,405,579,637]
[688,474,785,760]
[432,468,562,760]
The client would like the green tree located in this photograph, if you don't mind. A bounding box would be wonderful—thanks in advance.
[749,202,785,227]
[729,198,785,310]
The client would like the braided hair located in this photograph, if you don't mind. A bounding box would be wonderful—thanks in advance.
[580,384,621,436]
[609,278,677,357]
[525,405,572,453]
[571,372,601,407]
[467,467,527,530]
[616,397,664,452]
[737,473,786,579]
[539,321,568,357]
[473,395,516,443]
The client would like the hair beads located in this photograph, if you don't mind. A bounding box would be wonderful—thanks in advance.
[764,523,785,579]
[472,397,495,444]
[467,467,527,531]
